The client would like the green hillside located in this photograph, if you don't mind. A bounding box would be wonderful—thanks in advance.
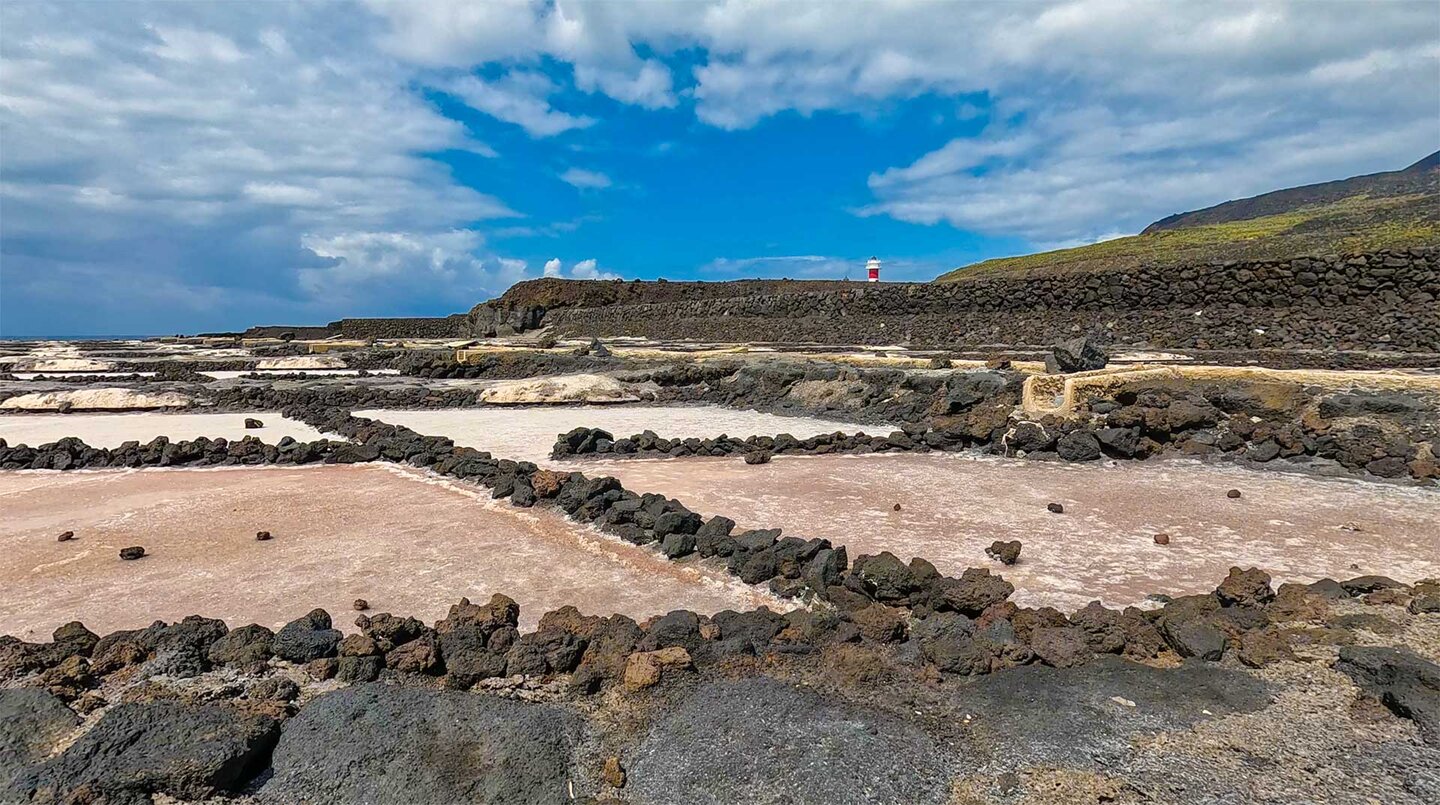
[936,151,1440,282]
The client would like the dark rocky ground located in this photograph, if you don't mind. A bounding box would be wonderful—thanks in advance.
[1,582,1437,804]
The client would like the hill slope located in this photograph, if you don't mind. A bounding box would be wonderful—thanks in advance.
[936,151,1440,282]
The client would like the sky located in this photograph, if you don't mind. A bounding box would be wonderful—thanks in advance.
[1,1,1437,336]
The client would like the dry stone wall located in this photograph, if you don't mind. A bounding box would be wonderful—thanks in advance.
[242,316,468,341]
[540,249,1438,350]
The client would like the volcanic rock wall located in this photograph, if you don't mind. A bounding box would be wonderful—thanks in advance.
[331,316,468,340]
[530,249,1438,350]
[242,316,468,340]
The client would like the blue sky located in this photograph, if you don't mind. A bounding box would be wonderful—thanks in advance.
[2,1,1437,336]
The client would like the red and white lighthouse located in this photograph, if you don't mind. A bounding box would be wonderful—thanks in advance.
[866,256,882,282]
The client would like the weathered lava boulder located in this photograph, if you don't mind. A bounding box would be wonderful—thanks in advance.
[6,701,277,803]
[1336,646,1440,746]
[1044,336,1107,374]
[626,678,954,805]
[258,684,583,804]
[271,609,342,663]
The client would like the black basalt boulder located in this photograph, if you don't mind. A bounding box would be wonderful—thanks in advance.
[272,609,342,663]
[1044,336,1107,374]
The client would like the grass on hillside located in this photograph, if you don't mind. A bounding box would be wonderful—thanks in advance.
[936,192,1439,282]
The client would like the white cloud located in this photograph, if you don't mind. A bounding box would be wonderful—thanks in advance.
[538,258,620,280]
[299,230,494,298]
[369,0,679,109]
[574,59,675,109]
[569,258,604,279]
[559,167,612,189]
[443,72,594,137]
[0,1,521,333]
[366,0,1439,242]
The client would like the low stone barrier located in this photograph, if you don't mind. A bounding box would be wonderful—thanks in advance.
[525,248,1440,351]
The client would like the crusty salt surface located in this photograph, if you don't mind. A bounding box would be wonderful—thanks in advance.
[596,452,1440,611]
[357,405,886,465]
[0,464,782,641]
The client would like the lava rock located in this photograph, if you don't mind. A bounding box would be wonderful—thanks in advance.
[1029,626,1094,668]
[336,655,385,684]
[244,418,264,429]
[119,546,146,560]
[259,684,583,804]
[1215,566,1275,608]
[207,624,275,671]
[353,598,370,611]
[8,701,278,803]
[1161,619,1228,661]
[1056,431,1102,462]
[623,647,692,691]
[1336,646,1440,745]
[660,531,697,558]
[255,530,272,541]
[56,531,74,542]
[1154,533,1171,545]
[848,552,919,602]
[1046,502,1064,514]
[1044,336,1108,374]
[626,678,953,805]
[932,568,1015,616]
[386,635,441,674]
[1226,489,1243,499]
[0,688,80,785]
[744,450,773,465]
[986,540,1022,565]
[272,609,342,663]
[849,604,909,643]
[1340,575,1406,595]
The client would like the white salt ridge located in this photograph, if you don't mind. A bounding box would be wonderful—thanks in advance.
[0,388,192,412]
[477,374,639,405]
[10,358,118,372]
[201,369,400,379]
[254,356,347,370]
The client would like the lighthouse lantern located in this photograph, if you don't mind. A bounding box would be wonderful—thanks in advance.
[865,256,882,282]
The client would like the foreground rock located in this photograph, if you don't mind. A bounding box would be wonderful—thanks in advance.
[0,689,80,786]
[6,702,277,803]
[259,684,583,804]
[627,677,955,805]
[1336,646,1440,746]
[958,656,1270,767]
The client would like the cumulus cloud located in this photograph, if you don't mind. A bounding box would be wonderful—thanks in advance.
[537,258,620,280]
[568,258,610,279]
[369,0,678,109]
[443,72,594,137]
[0,1,521,333]
[367,0,1439,243]
[296,230,532,308]
[559,167,612,189]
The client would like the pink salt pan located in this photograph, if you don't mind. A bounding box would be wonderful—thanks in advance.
[593,452,1440,611]
[0,464,781,641]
